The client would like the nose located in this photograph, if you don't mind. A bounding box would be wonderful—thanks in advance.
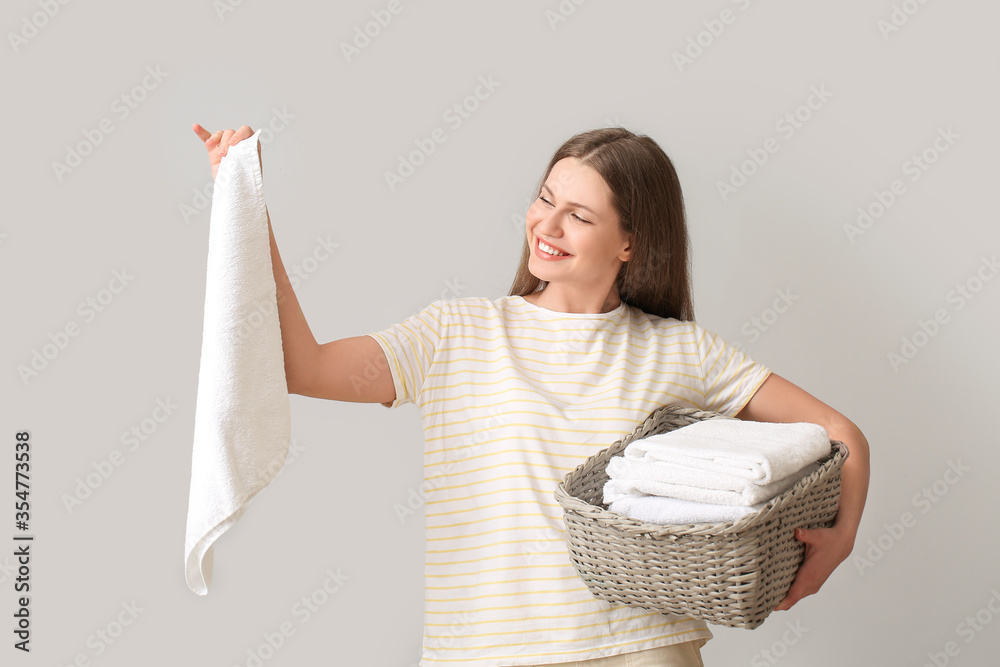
[533,205,564,239]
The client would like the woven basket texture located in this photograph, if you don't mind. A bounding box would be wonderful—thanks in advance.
[554,404,846,629]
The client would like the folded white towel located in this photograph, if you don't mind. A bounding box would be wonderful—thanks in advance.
[622,418,831,484]
[603,460,823,506]
[607,493,767,525]
[184,128,291,596]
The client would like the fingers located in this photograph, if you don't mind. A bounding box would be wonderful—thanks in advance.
[220,125,255,157]
[193,123,228,156]
[193,123,256,157]
[192,122,213,142]
[773,592,797,612]
[774,572,814,611]
[795,527,820,545]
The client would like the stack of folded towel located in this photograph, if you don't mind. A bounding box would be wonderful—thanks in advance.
[602,418,831,525]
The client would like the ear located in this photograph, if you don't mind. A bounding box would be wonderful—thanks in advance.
[619,236,632,262]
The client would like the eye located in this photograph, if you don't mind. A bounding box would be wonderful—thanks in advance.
[538,195,591,223]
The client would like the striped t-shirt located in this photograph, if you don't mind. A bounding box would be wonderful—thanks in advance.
[365,294,772,666]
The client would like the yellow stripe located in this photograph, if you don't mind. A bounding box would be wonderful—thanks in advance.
[420,396,662,426]
[733,368,772,415]
[421,365,706,401]
[423,447,621,472]
[426,586,590,602]
[425,562,566,579]
[423,481,567,506]
[425,458,571,483]
[425,521,557,539]
[422,399,649,423]
[365,332,409,405]
[423,421,641,447]
[425,537,564,555]
[417,384,695,411]
[426,575,579,591]
[705,343,738,411]
[424,486,557,508]
[426,549,569,567]
[423,595,598,615]
[422,406,644,433]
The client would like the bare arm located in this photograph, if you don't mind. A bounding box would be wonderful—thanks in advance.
[192,122,396,405]
[735,372,871,611]
[266,208,395,403]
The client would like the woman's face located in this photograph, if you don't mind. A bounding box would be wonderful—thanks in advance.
[525,157,631,294]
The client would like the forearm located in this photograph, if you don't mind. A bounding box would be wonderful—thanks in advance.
[266,207,320,393]
[823,415,870,545]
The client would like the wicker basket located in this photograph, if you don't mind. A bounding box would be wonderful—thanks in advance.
[554,404,847,630]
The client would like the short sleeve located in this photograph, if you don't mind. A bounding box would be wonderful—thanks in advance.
[693,321,772,417]
[364,299,449,409]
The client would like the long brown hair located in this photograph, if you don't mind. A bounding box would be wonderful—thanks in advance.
[507,127,694,322]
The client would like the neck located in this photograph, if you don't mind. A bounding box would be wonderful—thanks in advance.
[524,285,622,314]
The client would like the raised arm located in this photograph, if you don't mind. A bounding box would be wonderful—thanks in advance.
[192,123,396,405]
[265,208,395,403]
[735,372,871,611]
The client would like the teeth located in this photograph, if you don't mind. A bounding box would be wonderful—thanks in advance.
[539,240,568,256]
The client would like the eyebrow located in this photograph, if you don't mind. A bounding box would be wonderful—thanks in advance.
[541,183,599,217]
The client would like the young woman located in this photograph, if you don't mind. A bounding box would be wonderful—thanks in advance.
[192,123,870,667]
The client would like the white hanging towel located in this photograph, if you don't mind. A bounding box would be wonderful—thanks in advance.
[184,128,291,595]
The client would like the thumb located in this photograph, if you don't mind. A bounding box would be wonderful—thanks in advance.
[794,527,822,546]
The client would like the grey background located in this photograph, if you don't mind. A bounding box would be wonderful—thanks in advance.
[3,1,999,665]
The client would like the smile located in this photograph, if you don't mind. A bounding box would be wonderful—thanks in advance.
[534,237,572,260]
